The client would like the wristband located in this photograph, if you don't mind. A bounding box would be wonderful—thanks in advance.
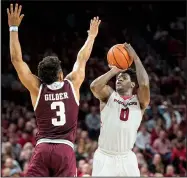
[9,26,18,32]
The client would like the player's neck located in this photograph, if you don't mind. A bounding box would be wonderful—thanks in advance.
[57,79,63,83]
[117,90,132,97]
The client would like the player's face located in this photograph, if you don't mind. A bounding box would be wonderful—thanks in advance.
[116,73,132,91]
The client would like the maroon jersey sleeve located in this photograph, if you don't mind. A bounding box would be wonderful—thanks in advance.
[34,79,79,143]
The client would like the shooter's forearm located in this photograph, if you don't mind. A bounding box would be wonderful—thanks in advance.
[90,69,117,91]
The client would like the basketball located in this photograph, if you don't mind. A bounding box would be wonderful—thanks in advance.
[107,44,133,69]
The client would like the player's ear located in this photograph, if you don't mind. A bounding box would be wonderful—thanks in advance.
[131,82,135,88]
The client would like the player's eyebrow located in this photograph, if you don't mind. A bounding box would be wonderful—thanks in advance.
[116,75,122,80]
[121,73,128,79]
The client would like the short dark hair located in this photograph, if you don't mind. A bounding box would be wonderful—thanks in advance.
[38,56,62,85]
[118,68,137,83]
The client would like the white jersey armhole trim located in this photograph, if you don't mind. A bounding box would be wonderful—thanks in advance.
[64,79,79,106]
[34,84,43,111]
[101,91,115,113]
[134,94,142,110]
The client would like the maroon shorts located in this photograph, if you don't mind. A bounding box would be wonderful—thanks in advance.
[26,143,76,177]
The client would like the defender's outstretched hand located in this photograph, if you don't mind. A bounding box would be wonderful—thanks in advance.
[123,43,139,60]
[7,4,24,27]
[88,17,101,38]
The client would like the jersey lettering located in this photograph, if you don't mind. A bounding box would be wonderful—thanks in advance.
[51,101,66,126]
[45,92,68,101]
[120,108,129,121]
[114,99,137,107]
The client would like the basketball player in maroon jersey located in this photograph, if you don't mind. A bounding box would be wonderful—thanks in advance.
[7,4,101,177]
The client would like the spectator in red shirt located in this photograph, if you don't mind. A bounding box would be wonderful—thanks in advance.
[151,125,161,145]
[171,130,184,147]
[78,163,91,177]
[172,138,186,175]
[18,131,32,147]
[17,117,25,132]
[77,159,86,177]
[172,139,186,161]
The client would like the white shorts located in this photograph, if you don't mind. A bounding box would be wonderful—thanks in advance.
[92,148,140,176]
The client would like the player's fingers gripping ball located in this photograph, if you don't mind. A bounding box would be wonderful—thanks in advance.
[107,44,133,69]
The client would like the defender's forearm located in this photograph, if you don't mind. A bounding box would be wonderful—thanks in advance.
[10,32,23,61]
[91,69,117,91]
[77,35,95,62]
[134,57,149,86]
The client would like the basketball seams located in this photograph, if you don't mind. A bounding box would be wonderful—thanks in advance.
[115,46,130,68]
[107,44,132,69]
[112,47,122,69]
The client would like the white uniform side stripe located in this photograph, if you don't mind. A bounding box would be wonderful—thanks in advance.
[64,79,79,106]
[34,84,43,111]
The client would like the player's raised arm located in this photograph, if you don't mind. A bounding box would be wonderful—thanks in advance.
[124,43,150,110]
[66,17,101,89]
[8,4,40,95]
[90,66,123,102]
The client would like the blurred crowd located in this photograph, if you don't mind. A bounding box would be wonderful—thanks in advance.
[1,2,186,177]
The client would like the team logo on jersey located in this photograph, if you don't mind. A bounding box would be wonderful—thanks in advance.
[114,99,137,107]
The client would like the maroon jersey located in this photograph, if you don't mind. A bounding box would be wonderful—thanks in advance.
[34,79,79,143]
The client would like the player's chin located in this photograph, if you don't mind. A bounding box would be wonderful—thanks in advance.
[116,85,122,91]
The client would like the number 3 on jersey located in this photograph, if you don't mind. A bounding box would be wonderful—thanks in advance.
[120,108,129,121]
[51,101,66,126]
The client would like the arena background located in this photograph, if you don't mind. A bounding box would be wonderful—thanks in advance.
[1,1,187,177]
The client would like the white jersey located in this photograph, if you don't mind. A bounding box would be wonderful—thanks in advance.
[98,91,142,154]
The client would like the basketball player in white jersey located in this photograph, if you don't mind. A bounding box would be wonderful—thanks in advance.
[90,43,150,176]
